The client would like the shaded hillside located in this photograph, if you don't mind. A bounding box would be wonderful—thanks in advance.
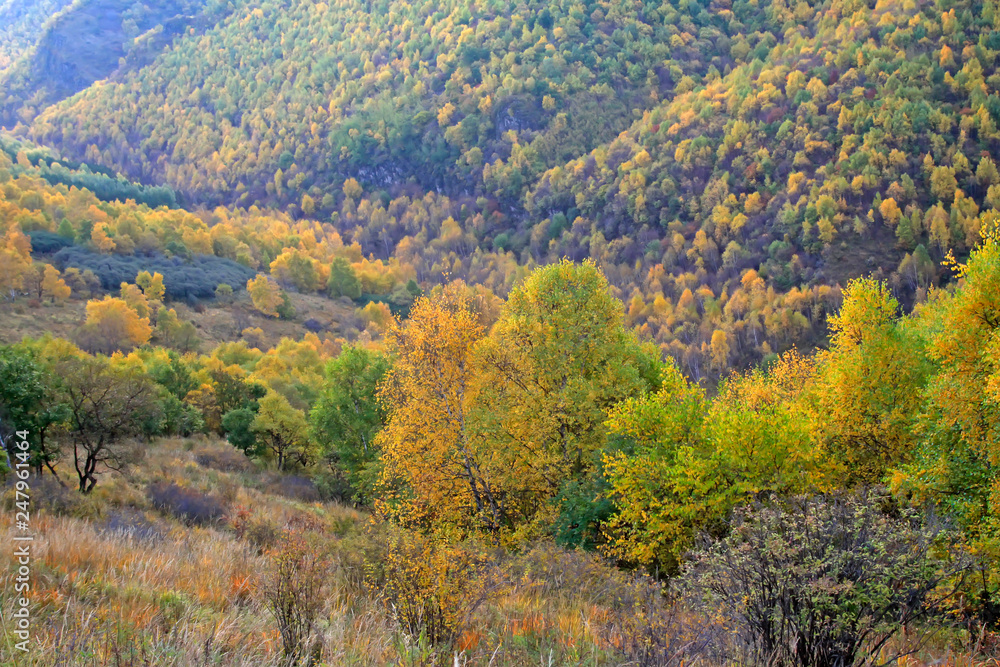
[0,0,226,128]
[0,0,74,73]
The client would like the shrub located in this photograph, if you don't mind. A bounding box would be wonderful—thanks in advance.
[679,492,972,667]
[8,475,82,517]
[264,474,320,502]
[604,576,716,667]
[365,525,497,646]
[263,532,331,665]
[147,481,228,526]
[194,445,254,472]
[231,505,281,553]
[314,469,354,503]
[99,508,164,542]
[27,230,74,254]
[52,247,256,300]
[302,317,324,333]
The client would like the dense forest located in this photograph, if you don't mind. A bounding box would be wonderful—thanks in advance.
[2,0,1000,664]
[9,0,1000,377]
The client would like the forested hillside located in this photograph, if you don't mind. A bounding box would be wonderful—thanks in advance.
[4,0,996,378]
[0,0,232,128]
[0,0,74,74]
[4,1,1000,664]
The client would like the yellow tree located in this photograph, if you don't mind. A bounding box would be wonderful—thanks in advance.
[602,352,829,572]
[890,219,1000,595]
[79,296,153,353]
[120,283,151,318]
[0,225,32,296]
[247,274,283,317]
[811,278,929,483]
[41,265,71,303]
[136,270,165,302]
[710,329,730,371]
[469,260,660,535]
[91,222,116,253]
[376,284,504,534]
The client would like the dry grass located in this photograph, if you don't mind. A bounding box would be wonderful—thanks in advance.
[2,437,999,666]
[0,289,362,353]
[0,300,87,345]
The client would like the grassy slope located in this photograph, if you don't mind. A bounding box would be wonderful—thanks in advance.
[0,291,363,351]
[0,438,625,665]
[1,437,995,665]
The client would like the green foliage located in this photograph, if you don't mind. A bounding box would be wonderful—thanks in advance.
[551,471,614,552]
[812,278,931,483]
[469,260,660,534]
[326,256,362,300]
[309,346,390,503]
[603,354,829,573]
[252,391,313,471]
[58,354,161,493]
[276,289,296,320]
[221,408,261,458]
[681,493,971,667]
[0,344,68,475]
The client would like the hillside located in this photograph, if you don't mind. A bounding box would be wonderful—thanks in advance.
[3,0,995,379]
[0,137,395,356]
[0,437,651,665]
[3,2,1000,662]
[0,0,75,74]
[0,0,231,129]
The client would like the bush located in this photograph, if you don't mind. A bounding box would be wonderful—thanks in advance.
[28,230,74,254]
[194,445,254,472]
[147,481,228,526]
[365,525,497,646]
[263,532,331,665]
[263,474,320,502]
[604,576,716,667]
[231,505,281,553]
[679,492,972,667]
[52,247,256,300]
[99,508,164,542]
[314,469,354,503]
[8,475,82,517]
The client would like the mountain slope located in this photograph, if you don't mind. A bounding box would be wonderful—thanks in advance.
[26,0,753,209]
[9,0,1000,380]
[0,0,228,128]
[0,0,75,74]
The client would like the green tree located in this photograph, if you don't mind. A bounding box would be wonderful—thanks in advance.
[0,345,68,480]
[327,257,362,299]
[812,278,929,483]
[309,346,390,502]
[602,352,827,572]
[222,408,260,457]
[59,356,160,493]
[469,260,661,534]
[253,391,312,471]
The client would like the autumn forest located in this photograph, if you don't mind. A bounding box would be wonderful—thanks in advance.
[1,0,1000,665]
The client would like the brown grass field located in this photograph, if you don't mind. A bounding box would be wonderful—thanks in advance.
[2,437,998,666]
